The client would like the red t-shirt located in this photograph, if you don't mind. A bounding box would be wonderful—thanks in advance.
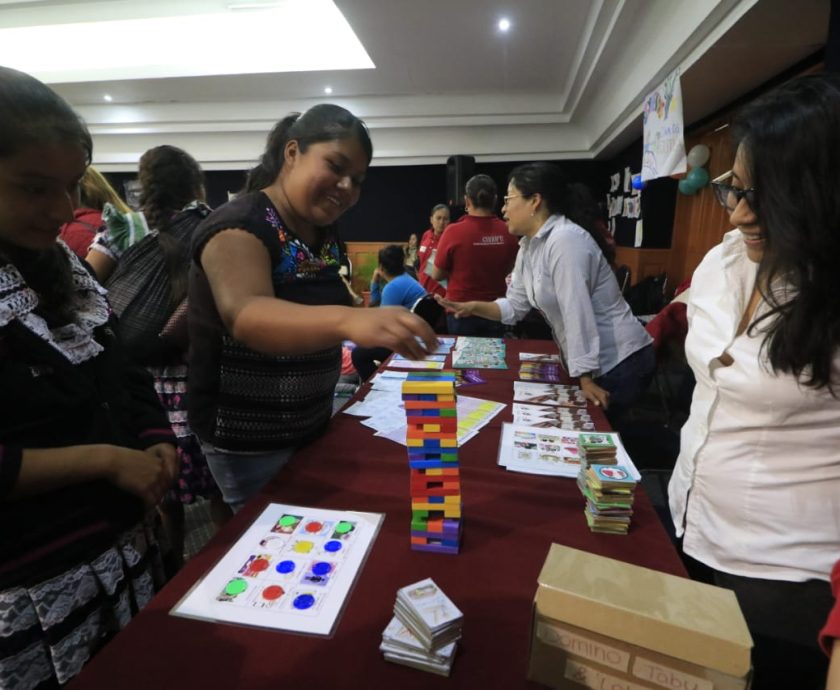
[433,215,518,302]
[417,228,446,297]
[58,207,103,258]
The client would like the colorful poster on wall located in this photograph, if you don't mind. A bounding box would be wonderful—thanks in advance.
[641,69,686,182]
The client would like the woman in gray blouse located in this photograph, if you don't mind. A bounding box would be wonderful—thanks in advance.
[437,162,654,425]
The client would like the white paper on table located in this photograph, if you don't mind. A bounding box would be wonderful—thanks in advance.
[497,423,640,480]
[386,359,446,370]
[170,503,384,636]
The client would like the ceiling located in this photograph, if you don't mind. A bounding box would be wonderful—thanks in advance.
[1,0,828,170]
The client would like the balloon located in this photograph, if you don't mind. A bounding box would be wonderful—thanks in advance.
[678,178,698,195]
[631,173,647,190]
[687,144,710,168]
[686,166,710,188]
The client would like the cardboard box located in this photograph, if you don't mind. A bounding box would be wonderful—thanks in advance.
[528,544,753,690]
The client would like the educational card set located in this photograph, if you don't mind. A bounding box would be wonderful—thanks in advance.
[451,337,507,369]
[513,381,587,408]
[381,578,464,676]
[170,503,383,635]
[512,402,595,431]
[402,371,463,554]
[577,462,638,535]
[497,426,641,480]
[517,360,563,383]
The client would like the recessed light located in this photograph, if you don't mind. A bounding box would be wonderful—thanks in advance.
[324,86,333,94]
[498,18,511,32]
[103,94,113,102]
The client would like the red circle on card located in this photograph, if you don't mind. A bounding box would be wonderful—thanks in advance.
[305,521,323,533]
[262,585,284,601]
[250,558,269,572]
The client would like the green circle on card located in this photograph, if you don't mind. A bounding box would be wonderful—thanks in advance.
[278,516,297,527]
[225,578,247,595]
[334,521,353,534]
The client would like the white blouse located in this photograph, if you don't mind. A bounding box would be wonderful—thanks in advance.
[495,214,651,377]
[669,230,840,582]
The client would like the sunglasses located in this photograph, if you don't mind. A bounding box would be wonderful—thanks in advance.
[711,170,757,212]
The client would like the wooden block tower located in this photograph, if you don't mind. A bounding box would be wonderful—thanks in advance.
[401,371,462,554]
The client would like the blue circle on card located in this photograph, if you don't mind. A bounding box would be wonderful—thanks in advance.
[312,562,331,576]
[324,540,342,552]
[276,560,296,574]
[293,594,315,610]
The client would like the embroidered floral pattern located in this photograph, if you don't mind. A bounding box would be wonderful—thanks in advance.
[264,205,341,284]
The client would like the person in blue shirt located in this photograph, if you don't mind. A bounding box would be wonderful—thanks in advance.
[369,244,426,308]
[354,245,427,378]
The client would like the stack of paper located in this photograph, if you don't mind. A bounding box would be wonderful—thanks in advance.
[512,402,594,431]
[577,463,638,534]
[382,578,463,675]
[512,381,587,408]
[380,616,458,676]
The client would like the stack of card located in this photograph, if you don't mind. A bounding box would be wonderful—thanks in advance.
[382,578,463,675]
[577,463,638,534]
[577,432,618,464]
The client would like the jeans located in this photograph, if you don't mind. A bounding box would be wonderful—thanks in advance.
[201,442,296,513]
[596,344,656,428]
[446,314,505,338]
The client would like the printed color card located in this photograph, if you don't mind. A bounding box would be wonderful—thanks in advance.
[170,503,383,635]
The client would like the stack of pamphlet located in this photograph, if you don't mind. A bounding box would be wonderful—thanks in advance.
[381,578,463,676]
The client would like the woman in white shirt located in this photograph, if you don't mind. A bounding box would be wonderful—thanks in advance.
[669,73,840,689]
[436,162,653,424]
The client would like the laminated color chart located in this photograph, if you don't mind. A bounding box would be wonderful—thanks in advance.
[171,503,383,635]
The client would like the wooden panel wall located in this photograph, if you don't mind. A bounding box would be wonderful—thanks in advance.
[666,122,734,290]
[613,247,672,286]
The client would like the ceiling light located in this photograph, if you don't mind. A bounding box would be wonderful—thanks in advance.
[0,0,374,84]
[498,18,511,32]
[324,86,333,94]
[103,94,113,102]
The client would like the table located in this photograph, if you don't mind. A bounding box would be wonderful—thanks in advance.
[73,340,686,689]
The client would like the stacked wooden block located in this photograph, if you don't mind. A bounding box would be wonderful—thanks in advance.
[402,371,462,554]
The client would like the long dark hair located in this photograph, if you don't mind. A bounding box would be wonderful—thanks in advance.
[736,72,840,390]
[138,145,204,305]
[508,162,612,259]
[245,104,373,192]
[0,66,92,323]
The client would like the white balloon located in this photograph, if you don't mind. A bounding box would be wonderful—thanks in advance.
[687,144,710,168]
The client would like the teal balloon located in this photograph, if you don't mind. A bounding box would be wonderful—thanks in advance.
[686,166,710,189]
[678,178,698,195]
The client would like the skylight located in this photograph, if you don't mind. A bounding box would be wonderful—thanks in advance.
[0,0,374,84]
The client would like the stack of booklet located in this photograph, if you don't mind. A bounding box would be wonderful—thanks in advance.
[381,578,463,676]
[577,432,618,464]
[577,463,638,534]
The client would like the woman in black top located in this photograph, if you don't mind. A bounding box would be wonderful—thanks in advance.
[0,66,177,686]
[189,104,436,511]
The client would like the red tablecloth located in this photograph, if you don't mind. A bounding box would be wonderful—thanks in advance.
[73,340,685,689]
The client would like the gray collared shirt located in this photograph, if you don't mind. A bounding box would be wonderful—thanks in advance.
[495,214,651,377]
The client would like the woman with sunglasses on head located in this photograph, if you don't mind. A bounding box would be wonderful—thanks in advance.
[668,73,840,689]
[0,66,178,686]
[436,162,654,425]
[189,104,436,513]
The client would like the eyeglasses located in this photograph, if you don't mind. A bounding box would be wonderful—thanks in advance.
[711,170,757,212]
[503,194,526,204]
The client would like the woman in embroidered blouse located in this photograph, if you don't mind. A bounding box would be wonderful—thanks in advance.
[0,66,178,687]
[188,104,436,512]
[668,73,840,688]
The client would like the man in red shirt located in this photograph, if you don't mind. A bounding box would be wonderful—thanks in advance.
[417,203,451,297]
[429,174,518,336]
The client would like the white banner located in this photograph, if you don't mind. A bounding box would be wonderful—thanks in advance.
[641,69,686,181]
